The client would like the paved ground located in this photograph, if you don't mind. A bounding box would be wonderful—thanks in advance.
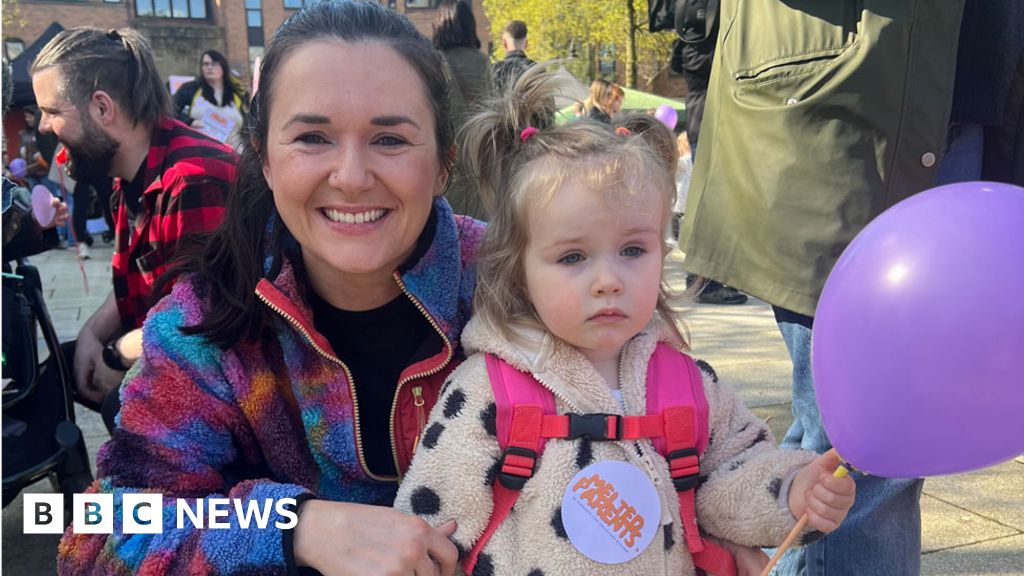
[3,244,1022,574]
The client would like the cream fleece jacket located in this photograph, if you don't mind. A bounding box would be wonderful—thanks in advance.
[395,318,818,576]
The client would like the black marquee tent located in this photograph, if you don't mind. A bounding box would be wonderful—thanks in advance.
[9,22,64,108]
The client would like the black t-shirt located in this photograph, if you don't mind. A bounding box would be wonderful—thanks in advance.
[116,161,147,230]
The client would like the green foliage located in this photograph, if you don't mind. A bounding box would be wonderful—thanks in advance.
[483,0,675,88]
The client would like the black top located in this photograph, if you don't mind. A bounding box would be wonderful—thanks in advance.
[115,161,147,230]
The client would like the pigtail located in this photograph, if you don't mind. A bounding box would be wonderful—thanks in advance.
[459,62,566,217]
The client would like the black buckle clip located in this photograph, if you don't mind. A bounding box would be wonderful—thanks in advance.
[567,413,621,441]
[498,446,537,490]
[668,447,701,491]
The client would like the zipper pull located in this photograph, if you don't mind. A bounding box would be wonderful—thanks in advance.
[411,386,426,454]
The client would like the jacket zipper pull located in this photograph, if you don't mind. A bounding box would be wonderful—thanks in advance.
[411,385,426,453]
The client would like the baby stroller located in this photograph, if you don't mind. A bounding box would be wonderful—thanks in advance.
[2,260,93,512]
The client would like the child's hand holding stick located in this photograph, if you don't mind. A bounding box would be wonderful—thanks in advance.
[760,449,855,576]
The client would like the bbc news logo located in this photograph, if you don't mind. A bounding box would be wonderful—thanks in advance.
[23,494,298,534]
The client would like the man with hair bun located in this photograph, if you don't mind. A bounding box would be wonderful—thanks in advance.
[31,27,236,431]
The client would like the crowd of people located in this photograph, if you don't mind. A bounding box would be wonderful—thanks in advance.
[2,0,1021,575]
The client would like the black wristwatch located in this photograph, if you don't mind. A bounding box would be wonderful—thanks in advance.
[102,339,131,372]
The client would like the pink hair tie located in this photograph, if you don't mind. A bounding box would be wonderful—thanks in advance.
[615,126,632,137]
[520,127,538,142]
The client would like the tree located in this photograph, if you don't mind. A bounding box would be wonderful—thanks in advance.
[482,0,674,89]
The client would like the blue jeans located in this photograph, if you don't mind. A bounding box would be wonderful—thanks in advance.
[936,122,983,185]
[771,319,924,576]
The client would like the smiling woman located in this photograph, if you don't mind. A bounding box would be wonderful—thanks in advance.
[55,2,484,575]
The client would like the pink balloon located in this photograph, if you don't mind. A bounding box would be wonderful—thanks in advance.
[813,182,1024,477]
[31,185,56,227]
[654,105,677,130]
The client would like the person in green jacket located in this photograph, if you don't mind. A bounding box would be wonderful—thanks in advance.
[433,0,493,221]
[679,2,966,575]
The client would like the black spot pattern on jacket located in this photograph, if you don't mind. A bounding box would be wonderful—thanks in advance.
[729,459,746,471]
[410,486,441,515]
[422,422,445,449]
[527,570,545,576]
[746,429,769,451]
[800,530,826,545]
[473,552,494,576]
[551,507,568,539]
[768,477,783,500]
[695,359,718,383]
[443,388,467,419]
[485,457,501,486]
[481,402,497,436]
[576,438,593,468]
[663,523,675,550]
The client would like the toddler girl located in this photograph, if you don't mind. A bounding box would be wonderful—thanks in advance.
[396,67,854,576]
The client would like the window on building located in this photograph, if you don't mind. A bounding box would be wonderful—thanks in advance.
[136,0,206,18]
[405,0,436,8]
[248,0,266,61]
[283,0,306,9]
[5,39,25,60]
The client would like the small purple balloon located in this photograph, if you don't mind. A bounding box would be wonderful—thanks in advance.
[813,182,1024,478]
[654,105,678,131]
[9,158,27,178]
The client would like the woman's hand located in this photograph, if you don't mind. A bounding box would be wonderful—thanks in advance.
[703,535,769,576]
[293,500,458,576]
[788,451,856,533]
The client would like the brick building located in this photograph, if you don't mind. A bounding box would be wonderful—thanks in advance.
[2,0,490,160]
[4,0,490,94]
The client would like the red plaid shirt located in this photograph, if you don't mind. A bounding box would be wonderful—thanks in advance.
[111,118,237,330]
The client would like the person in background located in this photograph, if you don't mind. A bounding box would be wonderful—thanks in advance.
[937,0,1024,186]
[31,27,236,432]
[673,0,748,306]
[493,20,535,94]
[583,78,624,123]
[56,3,481,574]
[679,2,965,574]
[172,49,247,149]
[433,0,493,220]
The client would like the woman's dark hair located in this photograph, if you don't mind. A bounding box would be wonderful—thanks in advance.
[175,0,454,349]
[197,49,241,108]
[432,0,481,50]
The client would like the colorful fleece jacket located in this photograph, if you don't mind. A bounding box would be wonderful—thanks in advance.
[395,318,819,575]
[58,199,484,575]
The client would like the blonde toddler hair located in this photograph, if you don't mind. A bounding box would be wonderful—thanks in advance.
[460,65,686,346]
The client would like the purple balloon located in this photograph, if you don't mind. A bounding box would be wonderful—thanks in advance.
[9,158,27,178]
[654,105,677,130]
[813,182,1024,478]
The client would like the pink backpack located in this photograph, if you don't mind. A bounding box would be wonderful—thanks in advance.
[462,342,737,575]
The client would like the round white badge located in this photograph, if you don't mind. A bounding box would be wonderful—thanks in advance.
[561,460,661,564]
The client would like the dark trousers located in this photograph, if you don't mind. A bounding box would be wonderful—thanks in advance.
[71,183,94,246]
